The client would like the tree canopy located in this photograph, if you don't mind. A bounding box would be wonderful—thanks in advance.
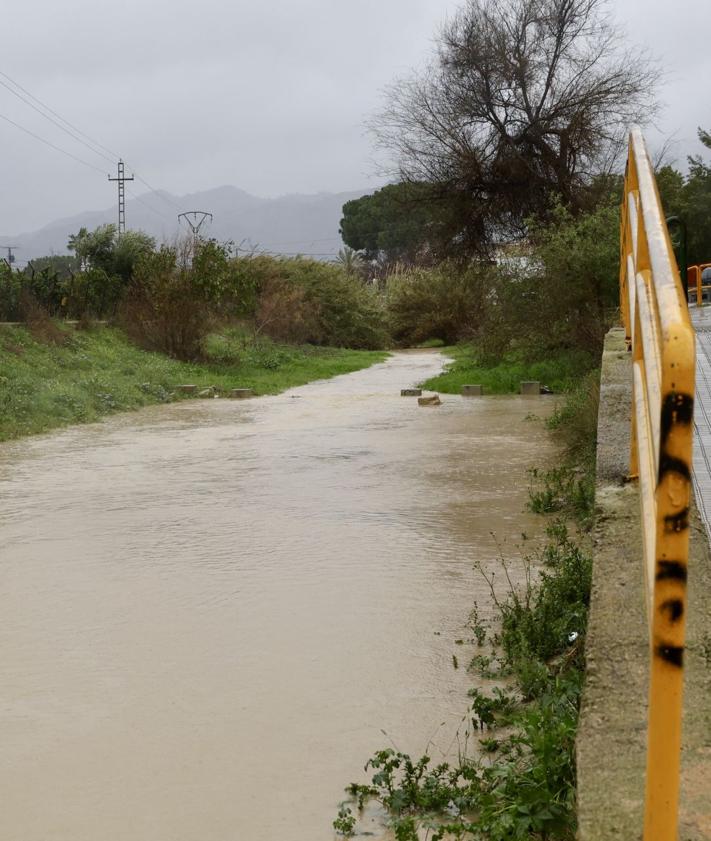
[657,128,711,267]
[370,0,658,256]
[340,183,448,263]
[67,225,155,281]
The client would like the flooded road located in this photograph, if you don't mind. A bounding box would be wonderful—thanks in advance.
[0,351,553,841]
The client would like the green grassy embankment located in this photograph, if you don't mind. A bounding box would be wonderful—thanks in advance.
[0,324,387,441]
[422,344,594,394]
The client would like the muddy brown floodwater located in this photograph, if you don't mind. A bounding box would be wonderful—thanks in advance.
[0,351,554,841]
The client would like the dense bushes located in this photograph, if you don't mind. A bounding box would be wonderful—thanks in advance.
[385,262,487,345]
[478,200,619,363]
[0,265,21,320]
[364,195,618,358]
[119,247,215,361]
[251,257,388,349]
[0,263,103,320]
[2,189,619,366]
[1,236,391,354]
[115,248,389,359]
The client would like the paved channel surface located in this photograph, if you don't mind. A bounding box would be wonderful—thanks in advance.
[691,307,711,535]
[0,351,553,841]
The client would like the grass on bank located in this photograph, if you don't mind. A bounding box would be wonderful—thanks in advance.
[0,323,387,441]
[422,345,594,394]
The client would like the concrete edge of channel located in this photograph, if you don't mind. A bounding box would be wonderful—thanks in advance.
[576,327,711,841]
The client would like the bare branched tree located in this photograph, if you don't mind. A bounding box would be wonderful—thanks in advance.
[371,0,659,254]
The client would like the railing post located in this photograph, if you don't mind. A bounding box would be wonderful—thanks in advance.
[621,127,696,841]
[643,338,694,840]
[687,266,701,307]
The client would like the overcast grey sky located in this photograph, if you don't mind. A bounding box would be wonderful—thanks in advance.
[1,0,709,235]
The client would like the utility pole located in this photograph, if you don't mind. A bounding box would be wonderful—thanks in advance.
[1,245,19,267]
[108,160,134,236]
[178,211,213,257]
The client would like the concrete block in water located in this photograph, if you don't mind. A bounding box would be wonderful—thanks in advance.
[461,384,483,396]
[520,381,540,395]
[198,387,216,398]
[418,394,441,406]
[401,388,422,396]
[229,388,255,399]
[177,384,197,394]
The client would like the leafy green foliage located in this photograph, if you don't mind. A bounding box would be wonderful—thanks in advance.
[528,466,594,525]
[121,247,391,360]
[385,262,487,345]
[120,246,215,360]
[335,246,365,276]
[528,371,601,529]
[423,345,593,395]
[477,200,620,363]
[0,262,22,320]
[252,257,389,349]
[340,182,447,263]
[332,805,356,835]
[467,686,516,729]
[657,129,711,267]
[63,268,124,318]
[336,378,597,840]
[67,225,155,282]
[404,196,620,373]
[370,0,656,258]
[336,521,591,841]
[24,254,79,279]
[189,239,258,313]
[494,540,591,675]
[1,226,155,321]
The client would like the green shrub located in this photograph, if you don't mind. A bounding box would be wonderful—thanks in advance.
[119,247,214,361]
[475,200,619,364]
[547,370,600,464]
[527,370,601,529]
[62,268,124,318]
[337,527,591,841]
[189,241,261,316]
[255,277,322,344]
[0,264,22,320]
[252,257,389,349]
[423,345,594,395]
[0,267,123,322]
[385,262,487,346]
[496,536,592,672]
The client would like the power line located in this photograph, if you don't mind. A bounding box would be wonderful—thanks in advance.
[0,68,375,247]
[128,171,184,212]
[0,68,183,213]
[0,110,109,175]
[249,247,343,258]
[256,235,344,246]
[0,76,117,165]
[0,68,120,161]
[255,222,438,249]
[126,187,177,224]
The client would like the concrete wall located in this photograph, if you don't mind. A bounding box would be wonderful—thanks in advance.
[576,328,711,840]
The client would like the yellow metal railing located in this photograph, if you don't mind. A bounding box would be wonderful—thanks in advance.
[688,263,711,305]
[620,127,696,841]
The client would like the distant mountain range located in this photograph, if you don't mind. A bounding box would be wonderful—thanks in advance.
[1,185,371,263]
